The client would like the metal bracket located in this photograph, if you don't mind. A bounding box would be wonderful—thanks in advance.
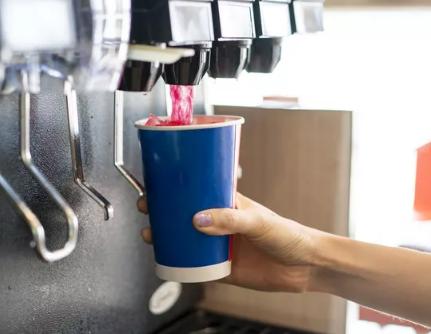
[0,174,71,262]
[65,80,114,220]
[114,90,145,197]
[12,71,79,262]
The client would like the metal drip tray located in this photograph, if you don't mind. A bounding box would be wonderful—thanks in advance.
[155,310,321,334]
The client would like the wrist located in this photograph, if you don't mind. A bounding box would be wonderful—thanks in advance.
[306,229,344,294]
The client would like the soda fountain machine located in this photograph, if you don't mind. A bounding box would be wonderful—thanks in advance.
[0,0,325,333]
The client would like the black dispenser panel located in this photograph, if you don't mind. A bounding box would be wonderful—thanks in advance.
[156,310,322,334]
[131,0,214,45]
[169,1,215,45]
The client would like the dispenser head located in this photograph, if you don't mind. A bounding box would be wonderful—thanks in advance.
[125,0,215,88]
[246,0,292,74]
[208,0,254,79]
[208,40,251,79]
[246,37,283,74]
[119,60,164,92]
[119,44,195,92]
[163,43,212,86]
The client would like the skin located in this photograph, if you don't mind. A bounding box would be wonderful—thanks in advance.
[137,193,431,327]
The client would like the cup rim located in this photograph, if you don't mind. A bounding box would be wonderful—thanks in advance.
[134,115,244,131]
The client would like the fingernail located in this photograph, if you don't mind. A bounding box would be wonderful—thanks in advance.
[195,213,212,227]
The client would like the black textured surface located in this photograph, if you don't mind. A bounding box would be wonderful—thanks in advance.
[130,0,214,45]
[157,310,321,334]
[0,80,203,334]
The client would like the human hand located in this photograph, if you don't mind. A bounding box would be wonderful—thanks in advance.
[137,193,318,293]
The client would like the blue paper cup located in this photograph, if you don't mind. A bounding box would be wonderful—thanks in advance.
[135,115,244,283]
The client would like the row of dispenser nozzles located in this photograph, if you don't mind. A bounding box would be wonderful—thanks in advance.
[0,0,324,94]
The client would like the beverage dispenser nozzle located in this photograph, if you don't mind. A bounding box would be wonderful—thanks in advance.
[209,40,253,79]
[246,37,284,74]
[247,0,293,74]
[122,0,215,87]
[245,0,325,74]
[208,0,255,80]
[163,43,212,86]
[119,44,195,92]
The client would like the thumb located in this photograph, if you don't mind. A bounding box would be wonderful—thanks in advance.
[193,209,269,238]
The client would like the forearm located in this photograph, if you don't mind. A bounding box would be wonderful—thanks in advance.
[310,231,431,327]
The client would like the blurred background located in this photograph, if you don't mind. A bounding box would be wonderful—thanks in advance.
[209,2,431,334]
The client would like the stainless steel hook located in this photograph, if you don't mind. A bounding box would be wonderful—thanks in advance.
[0,174,56,262]
[114,90,145,197]
[19,71,78,262]
[65,80,114,220]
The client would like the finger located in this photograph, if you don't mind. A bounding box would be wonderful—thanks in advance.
[141,228,153,244]
[137,197,148,214]
[193,208,270,239]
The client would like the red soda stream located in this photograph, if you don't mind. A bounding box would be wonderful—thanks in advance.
[145,86,195,126]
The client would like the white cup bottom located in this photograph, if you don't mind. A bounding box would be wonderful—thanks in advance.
[155,261,232,283]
